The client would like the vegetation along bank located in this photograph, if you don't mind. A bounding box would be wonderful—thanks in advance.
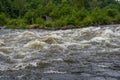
[0,0,120,29]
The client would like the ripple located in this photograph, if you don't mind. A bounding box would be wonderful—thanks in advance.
[0,26,120,71]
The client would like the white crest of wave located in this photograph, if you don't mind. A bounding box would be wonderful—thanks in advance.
[24,39,46,48]
[115,27,120,33]
[0,41,5,46]
[100,29,114,37]
[44,34,63,44]
[90,37,110,43]
[22,31,35,36]
[17,31,40,39]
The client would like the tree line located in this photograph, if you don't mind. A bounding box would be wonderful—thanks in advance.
[0,0,120,29]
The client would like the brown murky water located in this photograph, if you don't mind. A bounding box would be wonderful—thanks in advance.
[0,25,120,80]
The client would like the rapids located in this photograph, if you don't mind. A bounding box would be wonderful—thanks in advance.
[0,25,120,80]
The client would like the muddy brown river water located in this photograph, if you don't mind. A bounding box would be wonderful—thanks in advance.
[0,25,120,80]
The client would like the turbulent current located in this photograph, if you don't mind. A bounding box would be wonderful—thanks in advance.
[0,25,120,80]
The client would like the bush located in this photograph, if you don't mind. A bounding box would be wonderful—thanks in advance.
[50,3,71,19]
[35,18,45,26]
[94,14,111,24]
[53,20,65,27]
[0,13,7,26]
[52,15,76,27]
[106,8,118,18]
[52,17,67,27]
[24,11,35,24]
[105,4,120,11]
[74,8,89,21]
[115,13,120,22]
[90,8,112,24]
[80,16,93,26]
[64,15,76,25]
[6,19,28,28]
[45,21,53,27]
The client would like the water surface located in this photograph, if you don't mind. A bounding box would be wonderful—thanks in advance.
[0,25,120,80]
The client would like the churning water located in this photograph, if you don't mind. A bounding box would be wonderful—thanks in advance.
[0,25,120,80]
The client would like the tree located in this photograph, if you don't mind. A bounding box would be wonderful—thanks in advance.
[0,13,7,26]
[72,0,85,8]
[12,0,26,18]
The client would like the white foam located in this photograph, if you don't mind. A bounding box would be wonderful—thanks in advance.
[24,39,46,48]
[0,41,5,46]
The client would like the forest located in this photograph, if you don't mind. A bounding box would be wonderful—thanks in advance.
[0,0,120,29]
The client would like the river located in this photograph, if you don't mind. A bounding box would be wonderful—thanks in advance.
[0,25,120,80]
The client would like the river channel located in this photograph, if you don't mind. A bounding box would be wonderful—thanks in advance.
[0,25,120,80]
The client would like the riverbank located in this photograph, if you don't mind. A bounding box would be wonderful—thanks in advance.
[1,23,120,30]
[37,23,120,30]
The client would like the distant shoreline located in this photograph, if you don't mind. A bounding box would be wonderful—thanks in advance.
[1,23,120,30]
[38,23,120,30]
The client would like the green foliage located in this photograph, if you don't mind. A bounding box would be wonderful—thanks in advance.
[81,16,93,26]
[35,18,45,25]
[106,9,118,17]
[115,13,120,22]
[74,8,89,21]
[44,1,56,15]
[90,8,112,24]
[12,0,26,18]
[34,18,45,28]
[45,21,53,27]
[50,3,71,19]
[24,11,35,24]
[89,0,102,9]
[34,5,45,17]
[6,18,27,28]
[0,0,120,28]
[0,13,7,26]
